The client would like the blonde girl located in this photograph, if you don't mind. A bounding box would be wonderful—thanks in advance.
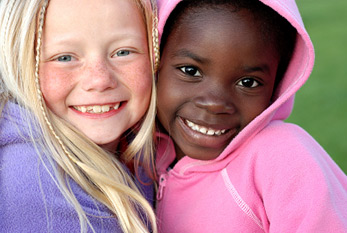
[0,0,159,232]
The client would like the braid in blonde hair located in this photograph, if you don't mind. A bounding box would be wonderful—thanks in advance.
[152,2,160,72]
[34,0,79,165]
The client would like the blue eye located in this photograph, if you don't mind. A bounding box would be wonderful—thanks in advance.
[237,78,260,88]
[179,66,202,77]
[116,50,130,57]
[57,55,72,62]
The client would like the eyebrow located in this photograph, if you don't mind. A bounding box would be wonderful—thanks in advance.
[243,64,272,75]
[171,49,208,64]
[43,32,144,48]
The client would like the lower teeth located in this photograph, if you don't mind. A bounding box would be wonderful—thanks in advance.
[186,120,226,136]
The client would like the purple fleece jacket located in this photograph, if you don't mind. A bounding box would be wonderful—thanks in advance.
[0,101,154,232]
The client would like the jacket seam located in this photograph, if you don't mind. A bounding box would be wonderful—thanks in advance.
[221,168,264,231]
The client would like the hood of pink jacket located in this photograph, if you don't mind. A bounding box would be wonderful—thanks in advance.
[157,0,315,163]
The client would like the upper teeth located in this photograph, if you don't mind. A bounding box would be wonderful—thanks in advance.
[185,119,226,136]
[74,103,120,114]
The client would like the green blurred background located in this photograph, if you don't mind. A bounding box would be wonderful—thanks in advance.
[286,0,347,173]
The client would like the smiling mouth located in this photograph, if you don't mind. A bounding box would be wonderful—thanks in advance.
[73,103,121,114]
[184,119,228,136]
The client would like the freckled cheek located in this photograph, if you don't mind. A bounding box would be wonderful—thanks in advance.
[122,61,152,100]
[39,64,75,108]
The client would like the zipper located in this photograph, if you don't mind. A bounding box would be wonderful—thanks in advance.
[157,174,167,200]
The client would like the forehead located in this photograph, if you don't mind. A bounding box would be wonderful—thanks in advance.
[43,0,145,34]
[164,6,278,60]
[40,0,148,50]
[46,0,140,20]
[178,6,259,42]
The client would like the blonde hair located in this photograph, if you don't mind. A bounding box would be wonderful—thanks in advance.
[0,0,159,232]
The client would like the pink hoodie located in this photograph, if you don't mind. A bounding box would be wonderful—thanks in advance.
[155,0,347,232]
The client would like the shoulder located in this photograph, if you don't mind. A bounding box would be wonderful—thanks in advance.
[245,121,343,178]
[0,101,40,146]
[248,120,329,163]
[227,120,347,206]
[0,141,118,231]
[225,121,347,231]
[253,120,320,148]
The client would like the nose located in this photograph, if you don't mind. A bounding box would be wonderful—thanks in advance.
[81,60,117,92]
[193,84,235,115]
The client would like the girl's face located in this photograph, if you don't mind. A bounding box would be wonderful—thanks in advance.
[39,0,152,152]
[157,7,279,161]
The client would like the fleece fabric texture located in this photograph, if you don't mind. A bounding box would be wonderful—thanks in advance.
[155,0,347,232]
[0,101,154,232]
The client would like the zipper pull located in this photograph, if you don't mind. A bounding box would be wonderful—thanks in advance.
[157,174,167,201]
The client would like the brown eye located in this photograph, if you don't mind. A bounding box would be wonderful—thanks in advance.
[179,66,202,77]
[237,78,260,88]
